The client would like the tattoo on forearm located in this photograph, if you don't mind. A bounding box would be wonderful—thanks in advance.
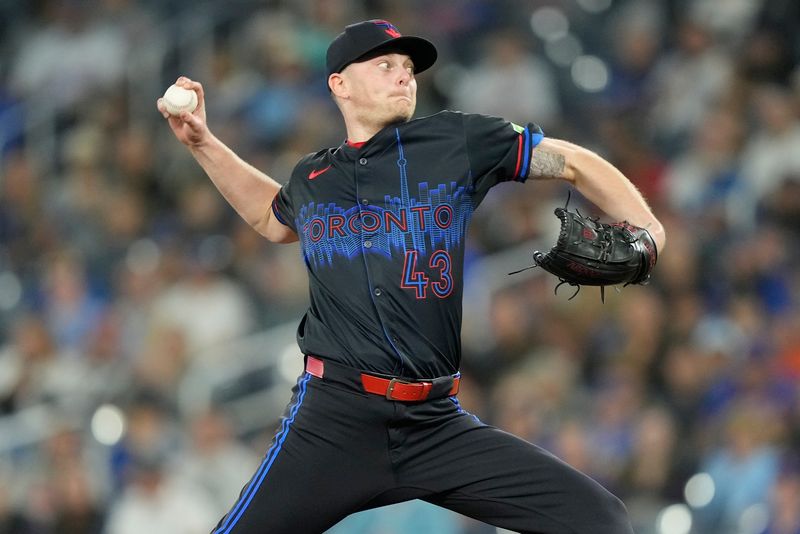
[529,149,566,179]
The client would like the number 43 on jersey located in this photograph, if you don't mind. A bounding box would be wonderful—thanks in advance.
[401,250,453,299]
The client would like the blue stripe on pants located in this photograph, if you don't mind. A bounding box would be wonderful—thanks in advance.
[214,373,312,534]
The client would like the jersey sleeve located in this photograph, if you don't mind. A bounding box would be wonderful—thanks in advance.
[270,152,319,233]
[461,113,543,203]
[271,182,295,233]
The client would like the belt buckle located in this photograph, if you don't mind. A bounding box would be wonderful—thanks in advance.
[385,378,411,400]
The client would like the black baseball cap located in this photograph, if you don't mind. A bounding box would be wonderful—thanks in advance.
[326,20,438,78]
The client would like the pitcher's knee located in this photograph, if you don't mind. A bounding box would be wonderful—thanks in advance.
[586,485,633,534]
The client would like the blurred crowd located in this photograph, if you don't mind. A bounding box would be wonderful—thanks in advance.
[0,0,799,533]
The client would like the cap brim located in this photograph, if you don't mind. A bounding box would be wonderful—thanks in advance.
[351,36,438,74]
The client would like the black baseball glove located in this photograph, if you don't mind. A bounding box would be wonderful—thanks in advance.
[511,205,658,301]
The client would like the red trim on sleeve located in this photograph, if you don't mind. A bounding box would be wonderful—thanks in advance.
[512,133,523,178]
[271,197,289,227]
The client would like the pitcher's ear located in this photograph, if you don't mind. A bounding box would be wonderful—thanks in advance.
[329,73,348,98]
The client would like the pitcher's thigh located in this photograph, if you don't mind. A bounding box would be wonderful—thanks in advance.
[413,420,633,534]
[212,376,391,534]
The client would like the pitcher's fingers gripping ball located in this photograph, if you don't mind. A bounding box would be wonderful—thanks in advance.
[161,84,198,115]
[156,78,209,146]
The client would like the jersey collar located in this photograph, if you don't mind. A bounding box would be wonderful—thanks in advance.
[345,139,367,149]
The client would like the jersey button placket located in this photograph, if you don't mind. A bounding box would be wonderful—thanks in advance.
[357,158,373,252]
[355,152,400,365]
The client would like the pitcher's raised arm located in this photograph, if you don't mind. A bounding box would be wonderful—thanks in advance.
[156,76,297,244]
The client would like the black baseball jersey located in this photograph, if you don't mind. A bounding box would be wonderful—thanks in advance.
[272,111,539,378]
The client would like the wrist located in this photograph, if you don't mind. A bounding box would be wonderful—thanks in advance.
[647,222,666,254]
[188,130,219,157]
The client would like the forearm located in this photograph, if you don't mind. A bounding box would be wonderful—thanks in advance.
[189,134,282,232]
[571,147,665,251]
[531,138,666,252]
[156,77,293,242]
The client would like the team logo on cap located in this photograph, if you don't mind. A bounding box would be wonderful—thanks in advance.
[373,20,401,38]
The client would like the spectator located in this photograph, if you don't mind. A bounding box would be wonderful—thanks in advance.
[731,84,800,229]
[648,16,734,155]
[172,410,260,519]
[40,248,107,353]
[0,151,45,272]
[451,29,561,129]
[694,400,783,533]
[104,449,217,534]
[0,315,86,414]
[149,248,255,355]
[8,0,127,114]
[662,108,745,218]
[620,406,683,531]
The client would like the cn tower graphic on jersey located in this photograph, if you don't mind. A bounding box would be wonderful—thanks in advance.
[296,129,474,267]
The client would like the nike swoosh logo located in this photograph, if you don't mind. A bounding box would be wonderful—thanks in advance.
[308,165,332,180]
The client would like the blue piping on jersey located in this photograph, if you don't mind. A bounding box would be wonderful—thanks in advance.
[519,127,531,182]
[213,373,311,534]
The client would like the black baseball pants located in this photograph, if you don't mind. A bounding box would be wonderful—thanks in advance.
[211,358,633,534]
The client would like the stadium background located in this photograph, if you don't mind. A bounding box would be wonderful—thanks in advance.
[0,0,798,533]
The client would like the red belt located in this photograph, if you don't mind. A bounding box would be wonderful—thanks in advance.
[305,355,460,402]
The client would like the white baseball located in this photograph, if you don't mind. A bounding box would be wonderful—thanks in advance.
[162,84,198,116]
